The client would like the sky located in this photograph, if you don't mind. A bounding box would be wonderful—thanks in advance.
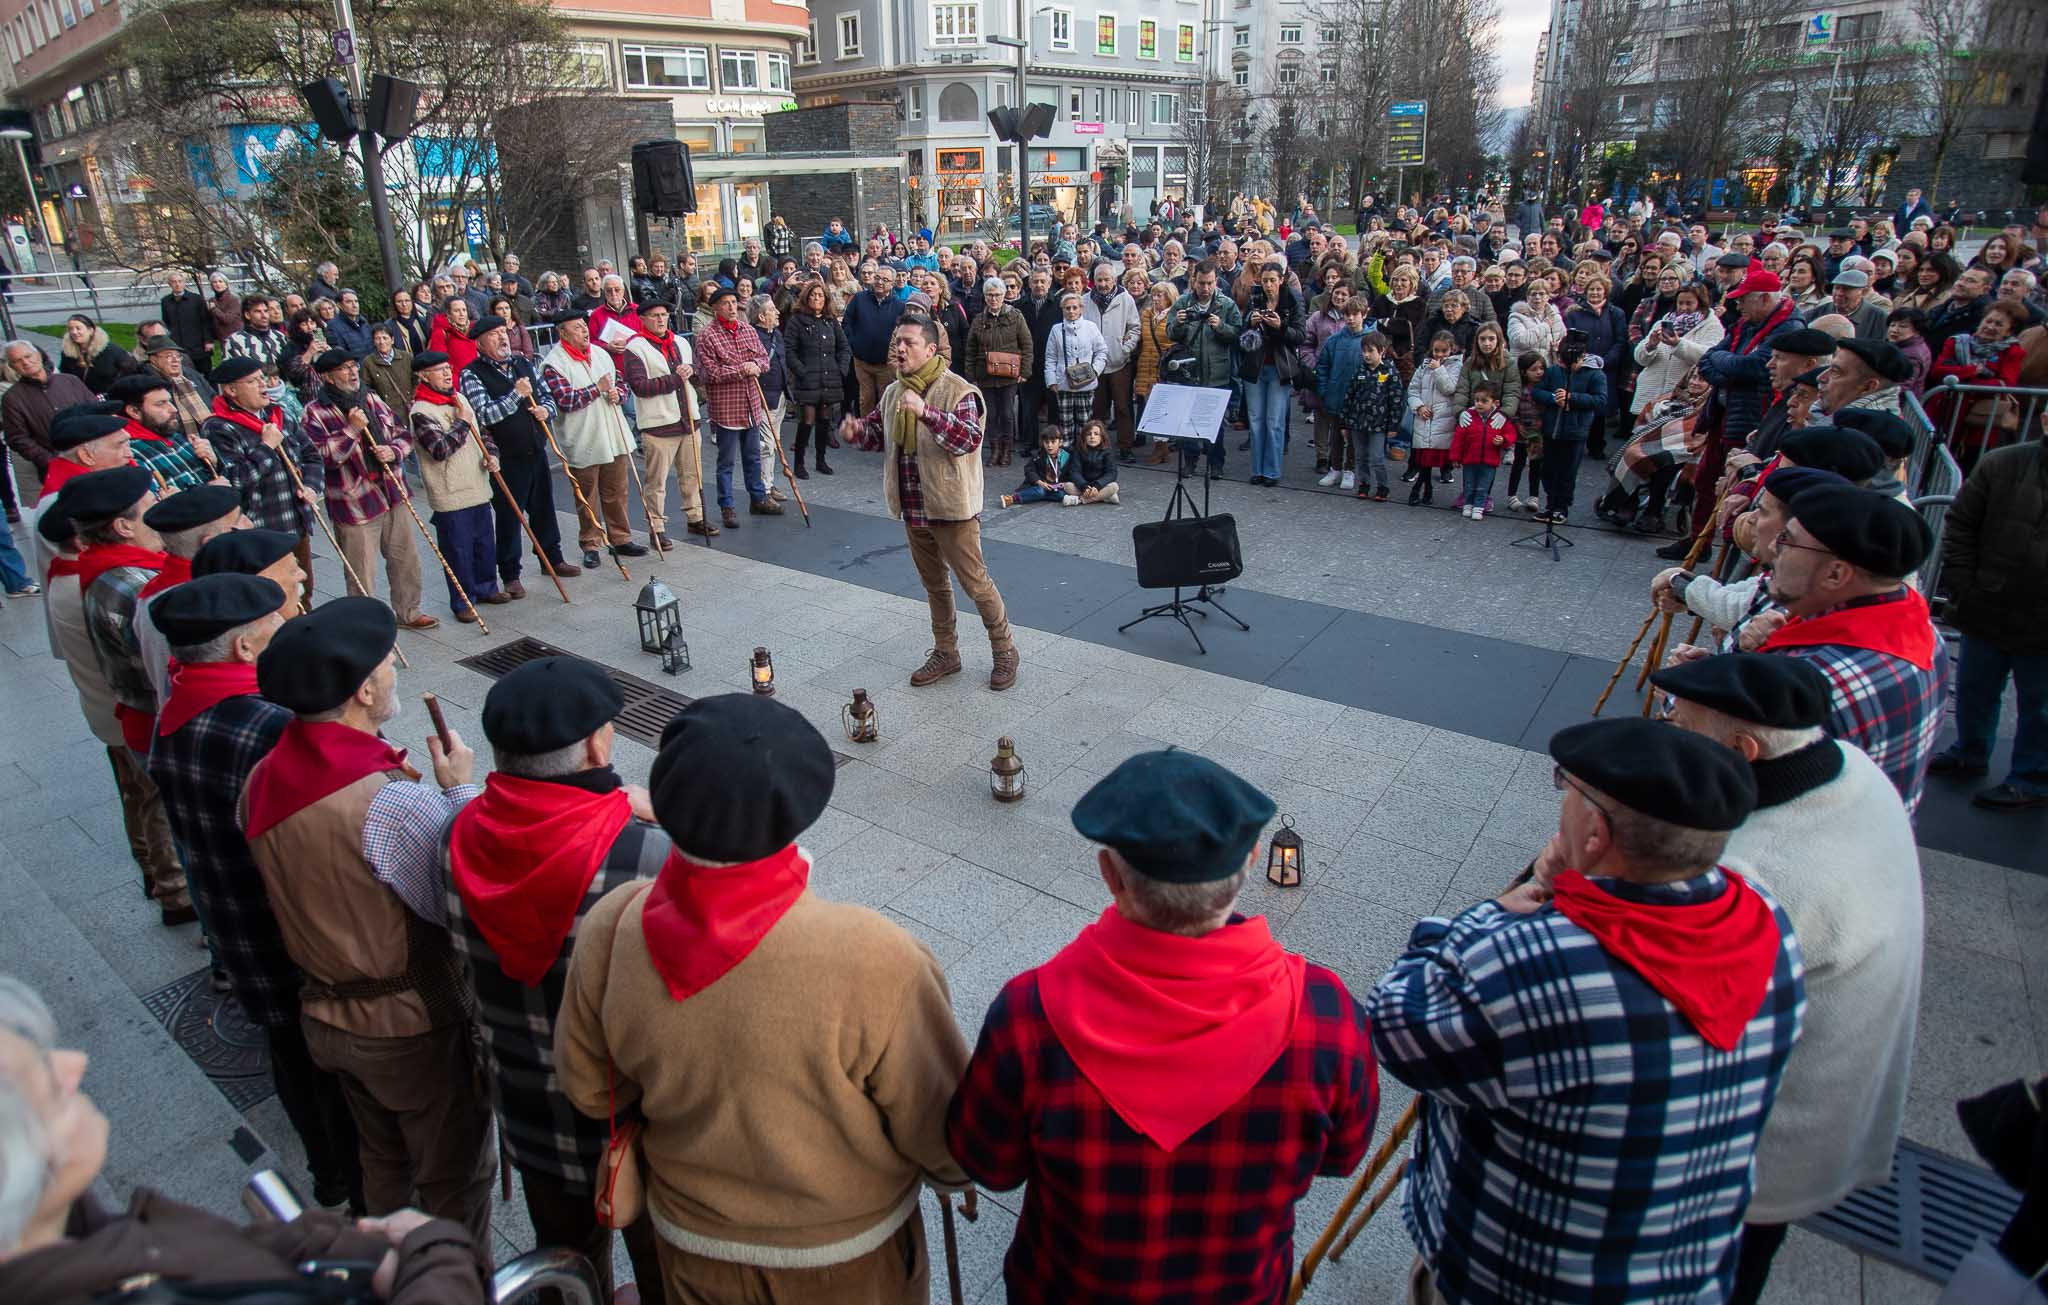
[1497,1,1551,109]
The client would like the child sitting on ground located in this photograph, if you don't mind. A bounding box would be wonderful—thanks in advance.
[1340,331,1405,502]
[1071,420,1120,504]
[1449,379,1515,520]
[1504,351,1548,513]
[1000,423,1080,507]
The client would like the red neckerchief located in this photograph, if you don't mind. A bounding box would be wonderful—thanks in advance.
[1037,905,1306,1151]
[46,554,81,581]
[243,718,413,842]
[123,419,167,446]
[1761,586,1937,671]
[639,844,808,1001]
[157,660,260,737]
[715,316,742,335]
[77,541,167,600]
[638,328,680,366]
[208,396,275,436]
[447,773,633,985]
[38,457,97,502]
[1731,300,1797,357]
[138,554,193,601]
[1551,868,1780,1051]
[412,383,456,407]
[561,341,592,366]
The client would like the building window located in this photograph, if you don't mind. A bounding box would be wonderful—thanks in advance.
[719,49,760,90]
[1318,23,1339,43]
[932,2,979,46]
[1048,7,1072,49]
[797,19,818,63]
[1277,65,1298,86]
[938,81,978,121]
[1096,13,1116,55]
[763,52,790,89]
[1090,87,1104,119]
[907,85,924,119]
[837,12,861,58]
[1612,44,1632,69]
[1278,23,1302,43]
[58,0,73,29]
[623,45,710,91]
[1149,92,1178,125]
[1233,24,1249,48]
[1233,66,1249,87]
[1069,86,1082,117]
[1138,18,1157,57]
[1176,22,1194,60]
[1318,62,1335,83]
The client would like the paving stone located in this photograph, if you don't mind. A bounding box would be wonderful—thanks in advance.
[1321,832,1464,919]
[807,825,948,911]
[891,858,1041,941]
[1353,784,1492,863]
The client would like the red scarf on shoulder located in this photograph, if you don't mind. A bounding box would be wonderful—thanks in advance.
[208,396,275,436]
[1037,906,1305,1151]
[123,419,167,446]
[38,456,102,503]
[638,844,809,1001]
[138,554,192,601]
[158,661,260,736]
[1551,868,1780,1051]
[76,542,167,599]
[1761,587,1936,671]
[412,383,456,407]
[243,719,413,842]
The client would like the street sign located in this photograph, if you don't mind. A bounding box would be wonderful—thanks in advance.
[1387,100,1427,167]
[462,206,486,243]
[331,28,356,66]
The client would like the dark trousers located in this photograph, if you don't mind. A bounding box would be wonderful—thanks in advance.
[1017,379,1046,433]
[519,1163,663,1303]
[1729,1221,1790,1305]
[1093,364,1136,449]
[492,453,562,583]
[432,503,499,611]
[267,1020,364,1210]
[1542,438,1588,515]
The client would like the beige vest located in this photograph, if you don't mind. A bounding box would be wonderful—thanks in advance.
[408,399,492,513]
[625,334,696,432]
[878,369,986,523]
[244,768,469,1039]
[541,342,636,467]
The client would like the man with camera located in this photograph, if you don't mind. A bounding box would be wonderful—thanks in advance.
[1154,260,1243,472]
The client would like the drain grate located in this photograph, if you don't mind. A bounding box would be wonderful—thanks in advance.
[142,968,276,1111]
[1799,1137,2021,1282]
[457,637,850,764]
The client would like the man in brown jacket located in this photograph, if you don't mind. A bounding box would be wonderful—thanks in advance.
[556,694,970,1305]
[2,340,95,492]
[964,276,1033,468]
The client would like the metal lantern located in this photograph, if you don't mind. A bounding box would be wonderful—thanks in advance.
[842,688,880,743]
[989,736,1026,802]
[750,646,776,696]
[659,629,690,676]
[634,578,681,655]
[1266,815,1304,888]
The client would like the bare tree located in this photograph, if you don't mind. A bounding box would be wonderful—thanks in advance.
[1548,0,1649,199]
[1909,0,2037,198]
[1799,22,1917,206]
[1175,73,1247,211]
[1310,0,1398,211]
[1633,0,1807,204]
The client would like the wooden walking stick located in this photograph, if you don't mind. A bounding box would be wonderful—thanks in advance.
[619,440,666,560]
[750,375,811,528]
[938,1188,979,1305]
[1289,1100,1422,1303]
[465,416,571,604]
[681,396,714,550]
[357,424,488,634]
[530,404,631,581]
[1591,608,1661,717]
[1593,475,1739,716]
[275,444,408,666]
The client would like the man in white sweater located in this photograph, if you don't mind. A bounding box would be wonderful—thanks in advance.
[1649,652,1923,1305]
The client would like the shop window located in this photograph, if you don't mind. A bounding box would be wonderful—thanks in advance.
[623,45,710,91]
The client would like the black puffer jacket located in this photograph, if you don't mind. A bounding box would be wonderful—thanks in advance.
[782,310,850,405]
[1943,439,2048,654]
[1236,284,1306,383]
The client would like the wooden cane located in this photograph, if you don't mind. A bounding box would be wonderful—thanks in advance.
[750,375,811,528]
[422,692,453,753]
[1593,474,1738,714]
[619,439,667,560]
[275,444,410,667]
[1591,607,1660,717]
[531,405,631,581]
[939,1189,972,1305]
[358,425,488,633]
[466,417,571,604]
[1289,1100,1421,1302]
[1634,475,1737,701]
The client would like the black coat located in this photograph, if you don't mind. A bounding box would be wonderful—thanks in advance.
[1943,439,2048,654]
[1019,294,1063,383]
[782,311,851,405]
[160,288,213,360]
[1237,284,1306,383]
[61,342,139,395]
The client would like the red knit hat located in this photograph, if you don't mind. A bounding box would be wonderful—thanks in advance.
[1730,266,1783,300]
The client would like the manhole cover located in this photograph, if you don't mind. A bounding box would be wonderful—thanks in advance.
[1800,1137,2022,1282]
[141,968,275,1111]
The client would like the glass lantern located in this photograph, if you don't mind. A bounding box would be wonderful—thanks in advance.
[659,629,690,676]
[750,646,776,696]
[989,736,1026,802]
[1266,815,1304,887]
[842,688,880,743]
[634,578,681,655]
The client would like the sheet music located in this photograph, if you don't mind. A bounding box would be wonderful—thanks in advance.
[1136,383,1230,443]
[597,317,638,348]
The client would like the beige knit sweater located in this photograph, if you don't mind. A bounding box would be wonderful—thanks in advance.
[555,880,969,1266]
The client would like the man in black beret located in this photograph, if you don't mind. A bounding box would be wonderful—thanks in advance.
[555,694,969,1303]
[947,749,1378,1303]
[1369,716,1803,1305]
[445,656,663,1296]
[1829,407,1915,501]
[194,526,306,600]
[299,348,436,629]
[457,298,574,598]
[1653,652,1922,1302]
[107,370,219,493]
[242,595,494,1245]
[134,482,247,704]
[1814,336,1912,426]
[200,358,324,611]
[539,309,649,569]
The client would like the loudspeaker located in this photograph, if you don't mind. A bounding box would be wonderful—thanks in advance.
[1132,514,1244,590]
[1020,101,1056,142]
[987,107,1020,143]
[367,74,421,143]
[299,78,358,143]
[632,140,696,216]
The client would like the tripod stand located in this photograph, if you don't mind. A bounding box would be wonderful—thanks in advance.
[1117,445,1249,654]
[1508,495,1575,563]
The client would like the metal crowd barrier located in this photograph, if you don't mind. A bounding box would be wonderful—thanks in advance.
[1910,376,2048,493]
[0,264,264,324]
[1914,493,1958,609]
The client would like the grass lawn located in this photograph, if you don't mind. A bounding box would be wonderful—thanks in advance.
[31,320,140,352]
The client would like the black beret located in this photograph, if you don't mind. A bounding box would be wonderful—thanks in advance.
[634,299,670,315]
[194,528,298,577]
[549,308,589,327]
[1832,336,1915,383]
[468,314,507,340]
[1793,364,1828,388]
[1786,483,1932,577]
[104,373,171,406]
[1650,652,1833,730]
[150,574,287,646]
[48,414,129,451]
[1758,465,1847,506]
[410,350,451,369]
[707,287,736,305]
[36,497,74,548]
[142,484,242,534]
[210,356,267,386]
[54,465,154,524]
[313,348,357,373]
[1831,408,1914,460]
[1072,750,1277,884]
[1549,717,1757,832]
[648,694,834,861]
[1769,327,1838,358]
[257,596,398,714]
[1779,426,1887,482]
[482,656,623,756]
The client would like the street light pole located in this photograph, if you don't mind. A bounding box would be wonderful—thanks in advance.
[1015,0,1029,255]
[331,0,405,293]
[1,130,57,275]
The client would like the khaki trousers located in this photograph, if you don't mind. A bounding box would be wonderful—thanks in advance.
[905,519,1013,656]
[110,745,185,907]
[302,1016,496,1260]
[569,456,633,549]
[642,431,705,531]
[335,509,424,622]
[655,1211,928,1305]
[756,399,784,490]
[855,359,895,416]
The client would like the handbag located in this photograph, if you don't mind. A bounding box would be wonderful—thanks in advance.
[985,350,1022,380]
[594,1059,645,1230]
[1060,325,1097,389]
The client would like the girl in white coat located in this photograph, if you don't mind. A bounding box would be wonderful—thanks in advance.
[1405,330,1463,505]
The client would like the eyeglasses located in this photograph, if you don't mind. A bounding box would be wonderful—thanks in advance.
[1771,528,1834,557]
[1553,765,1617,820]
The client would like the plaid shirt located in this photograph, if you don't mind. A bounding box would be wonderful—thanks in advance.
[1368,870,1805,1305]
[1770,590,1947,817]
[539,360,603,415]
[131,432,214,493]
[947,963,1377,1303]
[205,408,325,535]
[458,354,557,429]
[362,780,479,927]
[301,394,412,527]
[691,319,770,430]
[850,391,984,528]
[83,566,157,716]
[148,691,302,1027]
[442,798,670,1185]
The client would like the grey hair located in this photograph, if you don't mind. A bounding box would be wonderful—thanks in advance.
[745,294,777,325]
[158,519,237,561]
[494,740,590,779]
[982,276,1006,297]
[1452,256,1477,270]
[0,976,57,1253]
[1590,790,1732,879]
[601,275,626,291]
[316,261,338,275]
[2,340,37,360]
[2003,268,2038,291]
[1111,850,1246,935]
[169,615,269,667]
[804,241,824,257]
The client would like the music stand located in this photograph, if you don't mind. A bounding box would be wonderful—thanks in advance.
[1118,385,1249,654]
[1509,505,1575,562]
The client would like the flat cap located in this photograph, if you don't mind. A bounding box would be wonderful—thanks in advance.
[482,656,623,756]
[105,373,171,406]
[209,356,267,387]
[467,314,507,340]
[194,528,298,577]
[53,465,154,524]
[48,413,129,452]
[1832,408,1914,460]
[257,596,398,714]
[313,348,357,373]
[1832,336,1916,383]
[1072,750,1277,884]
[143,334,185,355]
[1831,268,1871,288]
[1769,327,1837,358]
[1549,717,1756,832]
[1787,483,1932,577]
[1650,653,1833,730]
[410,350,451,369]
[1779,426,1888,482]
[1716,252,1752,268]
[649,694,834,862]
[150,573,286,646]
[142,483,242,534]
[1828,227,1856,239]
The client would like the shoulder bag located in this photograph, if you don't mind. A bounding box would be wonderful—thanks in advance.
[1061,324,1097,390]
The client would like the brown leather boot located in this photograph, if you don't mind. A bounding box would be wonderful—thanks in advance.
[910,648,963,687]
[989,646,1020,691]
[1145,441,1173,465]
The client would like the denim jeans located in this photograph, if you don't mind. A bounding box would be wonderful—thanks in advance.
[1012,484,1071,503]
[0,518,29,592]
[1951,634,2048,793]
[1350,429,1392,491]
[712,421,768,508]
[1247,366,1288,479]
[1461,463,1498,505]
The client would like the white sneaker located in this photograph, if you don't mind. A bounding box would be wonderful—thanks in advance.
[1473,506,1486,520]
[1339,471,1356,490]
[1461,505,1474,519]
[1061,494,1081,506]
[1507,495,1524,511]
[1318,469,1340,487]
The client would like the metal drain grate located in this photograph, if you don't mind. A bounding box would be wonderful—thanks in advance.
[142,968,276,1111]
[458,637,850,764]
[1800,1137,2021,1282]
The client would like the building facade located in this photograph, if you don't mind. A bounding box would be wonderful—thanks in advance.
[1,0,132,263]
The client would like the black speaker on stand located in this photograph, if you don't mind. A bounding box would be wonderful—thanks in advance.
[631,140,697,216]
[366,74,421,143]
[299,78,358,143]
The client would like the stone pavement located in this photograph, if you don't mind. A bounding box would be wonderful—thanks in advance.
[0,431,2040,1304]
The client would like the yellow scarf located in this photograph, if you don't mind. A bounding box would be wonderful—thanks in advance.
[893,353,949,453]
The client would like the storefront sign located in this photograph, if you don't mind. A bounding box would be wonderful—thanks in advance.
[1037,173,1075,185]
[1074,122,1104,135]
[702,97,795,117]
[937,148,984,173]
